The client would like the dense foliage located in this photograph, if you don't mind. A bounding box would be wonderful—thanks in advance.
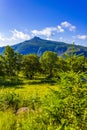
[0,45,87,130]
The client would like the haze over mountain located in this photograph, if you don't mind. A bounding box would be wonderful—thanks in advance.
[0,37,87,57]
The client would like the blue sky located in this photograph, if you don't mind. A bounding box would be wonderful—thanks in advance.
[0,0,87,47]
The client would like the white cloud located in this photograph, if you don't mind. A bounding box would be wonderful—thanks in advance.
[61,21,71,27]
[0,21,77,46]
[11,29,30,40]
[69,26,76,32]
[31,26,64,38]
[77,35,87,40]
[31,21,76,39]
[0,35,5,41]
[0,30,31,46]
[46,37,54,41]
[31,27,57,38]
[57,26,64,32]
[61,21,76,32]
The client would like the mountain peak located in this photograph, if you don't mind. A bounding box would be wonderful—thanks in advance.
[0,36,87,57]
[31,36,41,41]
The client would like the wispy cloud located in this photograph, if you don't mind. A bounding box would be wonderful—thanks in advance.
[11,29,30,40]
[57,26,64,32]
[0,21,78,46]
[31,21,76,39]
[77,35,87,40]
[0,34,6,41]
[31,25,64,38]
[0,30,31,46]
[61,21,76,32]
[31,27,57,38]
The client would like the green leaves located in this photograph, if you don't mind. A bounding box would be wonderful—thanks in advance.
[42,71,87,129]
[22,54,40,79]
[3,46,22,80]
[40,51,57,78]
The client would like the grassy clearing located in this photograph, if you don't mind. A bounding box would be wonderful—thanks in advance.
[0,77,61,130]
[0,77,60,97]
[0,74,87,130]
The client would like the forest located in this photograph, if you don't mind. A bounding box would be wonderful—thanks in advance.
[0,45,87,130]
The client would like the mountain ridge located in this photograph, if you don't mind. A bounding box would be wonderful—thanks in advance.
[0,37,87,57]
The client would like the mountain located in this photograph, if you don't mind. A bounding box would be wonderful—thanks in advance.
[0,36,87,57]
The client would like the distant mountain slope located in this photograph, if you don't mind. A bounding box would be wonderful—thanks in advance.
[0,37,87,57]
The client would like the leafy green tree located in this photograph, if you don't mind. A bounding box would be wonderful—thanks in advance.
[4,46,21,80]
[22,54,40,79]
[40,51,57,78]
[0,55,5,77]
[57,57,69,72]
[15,52,23,76]
[66,55,86,73]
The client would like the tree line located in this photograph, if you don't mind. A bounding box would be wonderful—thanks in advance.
[0,45,87,81]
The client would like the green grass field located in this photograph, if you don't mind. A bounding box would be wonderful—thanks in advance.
[0,77,61,130]
[0,74,87,130]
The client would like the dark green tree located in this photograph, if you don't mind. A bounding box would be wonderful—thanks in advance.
[0,55,5,77]
[66,55,86,73]
[22,54,40,79]
[40,51,57,78]
[15,52,23,76]
[4,46,20,80]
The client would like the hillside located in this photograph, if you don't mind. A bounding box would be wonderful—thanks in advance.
[0,36,87,56]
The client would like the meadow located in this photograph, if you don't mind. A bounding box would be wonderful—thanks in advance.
[0,76,60,130]
[0,71,87,130]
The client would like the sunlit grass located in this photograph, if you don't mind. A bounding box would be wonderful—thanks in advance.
[0,77,60,130]
[0,74,87,129]
[0,77,60,98]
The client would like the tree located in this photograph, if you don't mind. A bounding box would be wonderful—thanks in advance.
[22,54,40,79]
[66,55,86,73]
[40,51,57,78]
[4,46,21,80]
[0,55,5,77]
[56,57,69,72]
[15,52,23,76]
